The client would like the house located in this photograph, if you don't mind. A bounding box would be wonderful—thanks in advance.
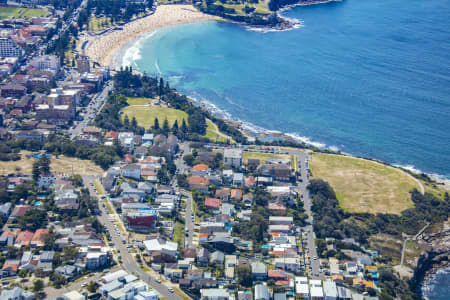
[121,164,141,179]
[187,269,204,280]
[0,202,11,218]
[55,265,80,278]
[251,261,267,280]
[1,263,18,277]
[258,164,292,181]
[38,173,56,189]
[222,169,233,183]
[85,249,110,270]
[232,173,244,186]
[187,176,209,194]
[205,197,221,213]
[309,280,324,300]
[210,250,225,266]
[197,248,210,266]
[201,288,231,300]
[197,152,216,163]
[143,238,178,259]
[221,203,235,217]
[323,280,338,300]
[255,284,270,300]
[142,133,154,145]
[295,277,309,299]
[192,164,209,176]
[230,189,242,200]
[215,188,230,202]
[15,230,34,247]
[1,287,35,300]
[223,149,242,168]
[269,216,293,225]
[243,194,253,207]
[31,229,49,247]
[274,257,300,272]
[337,287,352,300]
[238,291,253,300]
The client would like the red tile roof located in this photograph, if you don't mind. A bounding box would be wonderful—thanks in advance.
[205,197,221,208]
[231,189,243,199]
[31,228,49,246]
[188,176,210,185]
[192,164,209,171]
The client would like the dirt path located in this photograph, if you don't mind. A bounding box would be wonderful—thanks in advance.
[207,118,235,143]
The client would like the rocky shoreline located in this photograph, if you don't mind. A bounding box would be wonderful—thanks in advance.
[412,230,450,298]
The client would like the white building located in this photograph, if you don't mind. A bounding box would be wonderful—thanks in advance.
[0,37,23,58]
[38,173,56,189]
[223,149,242,168]
[274,257,300,272]
[30,55,60,72]
[121,164,141,180]
[323,280,338,300]
[310,279,324,300]
[295,277,309,299]
[143,238,178,258]
[201,288,231,300]
[118,132,135,153]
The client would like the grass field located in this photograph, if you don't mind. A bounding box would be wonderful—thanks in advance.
[243,151,292,165]
[212,0,270,16]
[121,105,188,129]
[310,153,421,214]
[126,97,154,106]
[204,120,229,143]
[0,151,104,176]
[0,7,48,20]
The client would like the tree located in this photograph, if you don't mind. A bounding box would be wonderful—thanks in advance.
[18,209,47,231]
[33,279,44,293]
[32,160,40,182]
[162,118,170,135]
[131,116,138,129]
[123,115,130,128]
[172,119,179,135]
[88,281,97,293]
[180,119,188,139]
[18,269,27,278]
[159,78,164,96]
[153,117,160,130]
[236,266,252,287]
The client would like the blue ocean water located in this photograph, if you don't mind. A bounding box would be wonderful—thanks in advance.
[422,267,450,300]
[119,0,450,178]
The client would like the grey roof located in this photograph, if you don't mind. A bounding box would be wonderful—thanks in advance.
[274,293,286,300]
[0,202,11,215]
[238,291,253,300]
[251,262,267,274]
[41,251,55,262]
[210,251,224,263]
[255,284,269,300]
[1,287,30,300]
[102,279,123,292]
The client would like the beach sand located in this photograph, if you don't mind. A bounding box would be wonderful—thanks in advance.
[81,5,220,67]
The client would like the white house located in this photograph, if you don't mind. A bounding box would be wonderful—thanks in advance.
[223,149,242,168]
[323,280,338,300]
[295,277,309,299]
[201,288,231,300]
[274,257,300,272]
[38,173,56,189]
[310,279,323,300]
[143,238,178,258]
[121,164,141,180]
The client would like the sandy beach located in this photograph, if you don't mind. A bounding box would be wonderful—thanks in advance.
[81,5,220,67]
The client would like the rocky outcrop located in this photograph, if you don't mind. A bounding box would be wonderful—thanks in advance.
[412,231,450,298]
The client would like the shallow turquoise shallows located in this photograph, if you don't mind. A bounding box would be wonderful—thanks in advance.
[118,0,450,178]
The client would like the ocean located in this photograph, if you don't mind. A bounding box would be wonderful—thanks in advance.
[117,0,450,180]
[422,267,450,300]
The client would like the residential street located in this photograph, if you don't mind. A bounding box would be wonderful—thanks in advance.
[289,149,323,279]
[82,176,183,300]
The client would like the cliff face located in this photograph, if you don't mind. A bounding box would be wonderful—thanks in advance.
[412,231,450,298]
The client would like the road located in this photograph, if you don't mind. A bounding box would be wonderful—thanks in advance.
[82,176,182,300]
[289,149,323,279]
[173,142,194,249]
[68,81,113,139]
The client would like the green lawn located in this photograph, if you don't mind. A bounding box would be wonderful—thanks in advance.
[121,105,188,129]
[204,119,228,143]
[310,153,421,214]
[126,97,154,106]
[213,0,270,16]
[0,7,48,20]
[88,15,113,32]
[173,221,185,248]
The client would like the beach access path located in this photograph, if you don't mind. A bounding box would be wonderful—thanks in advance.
[81,5,221,67]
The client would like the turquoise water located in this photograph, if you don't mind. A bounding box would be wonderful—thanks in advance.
[119,0,450,178]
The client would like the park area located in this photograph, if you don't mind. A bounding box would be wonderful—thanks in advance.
[0,151,104,176]
[0,7,49,20]
[121,98,188,129]
[309,153,423,214]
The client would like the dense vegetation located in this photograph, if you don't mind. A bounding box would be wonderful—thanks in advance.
[308,179,449,300]
[309,179,449,244]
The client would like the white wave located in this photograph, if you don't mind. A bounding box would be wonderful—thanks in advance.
[245,19,303,33]
[154,60,162,76]
[392,164,450,180]
[121,31,158,68]
[285,132,327,148]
